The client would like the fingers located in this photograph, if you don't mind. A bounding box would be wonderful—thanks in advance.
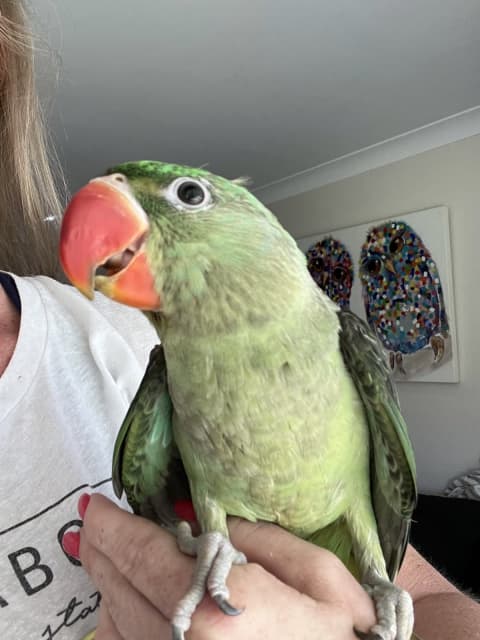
[94,605,123,640]
[80,528,172,638]
[81,494,194,620]
[228,518,376,631]
[81,495,375,636]
[228,518,346,591]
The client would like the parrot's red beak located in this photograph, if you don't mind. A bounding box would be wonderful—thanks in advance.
[59,174,162,311]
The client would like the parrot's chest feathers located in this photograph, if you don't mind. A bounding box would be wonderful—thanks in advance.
[164,314,371,534]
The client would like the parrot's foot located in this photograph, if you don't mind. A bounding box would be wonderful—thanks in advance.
[171,522,247,640]
[356,577,414,640]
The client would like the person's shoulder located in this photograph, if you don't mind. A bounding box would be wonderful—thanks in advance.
[90,286,158,350]
[18,275,158,365]
[26,275,145,321]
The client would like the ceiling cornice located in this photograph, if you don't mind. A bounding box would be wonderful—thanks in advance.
[255,105,480,204]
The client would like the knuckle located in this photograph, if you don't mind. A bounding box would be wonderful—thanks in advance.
[297,552,346,596]
[114,529,157,580]
[242,561,268,583]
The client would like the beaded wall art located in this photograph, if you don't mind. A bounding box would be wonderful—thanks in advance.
[297,206,458,382]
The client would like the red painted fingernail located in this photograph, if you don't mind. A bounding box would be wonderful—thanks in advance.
[78,493,91,520]
[174,499,197,522]
[62,531,80,559]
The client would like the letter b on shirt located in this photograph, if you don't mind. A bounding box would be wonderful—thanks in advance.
[8,547,53,595]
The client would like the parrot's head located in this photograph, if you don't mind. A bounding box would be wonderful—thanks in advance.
[60,161,311,330]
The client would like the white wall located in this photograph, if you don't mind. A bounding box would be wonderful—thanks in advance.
[269,134,480,493]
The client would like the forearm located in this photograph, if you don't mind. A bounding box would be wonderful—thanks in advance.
[413,592,480,640]
[398,545,480,640]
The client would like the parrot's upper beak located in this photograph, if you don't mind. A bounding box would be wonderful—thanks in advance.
[59,174,162,311]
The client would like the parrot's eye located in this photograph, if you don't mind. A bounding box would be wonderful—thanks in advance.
[166,177,212,210]
[333,266,347,282]
[389,235,404,254]
[178,182,205,205]
[365,258,382,276]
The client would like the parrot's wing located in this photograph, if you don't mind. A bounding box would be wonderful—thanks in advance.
[338,310,417,579]
[112,344,186,524]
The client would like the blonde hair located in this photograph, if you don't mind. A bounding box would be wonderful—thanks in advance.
[0,0,65,278]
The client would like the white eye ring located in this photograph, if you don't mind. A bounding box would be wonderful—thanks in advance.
[165,177,212,211]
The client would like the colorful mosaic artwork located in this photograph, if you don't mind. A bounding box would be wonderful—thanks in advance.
[297,207,457,382]
[359,221,449,372]
[306,237,354,309]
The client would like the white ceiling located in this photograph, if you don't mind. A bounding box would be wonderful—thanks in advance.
[35,0,480,192]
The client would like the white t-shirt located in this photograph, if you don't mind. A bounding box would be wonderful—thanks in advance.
[0,275,158,639]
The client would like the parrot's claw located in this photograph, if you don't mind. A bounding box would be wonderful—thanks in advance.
[360,577,414,640]
[213,594,243,616]
[354,631,382,640]
[170,522,246,639]
[172,625,186,640]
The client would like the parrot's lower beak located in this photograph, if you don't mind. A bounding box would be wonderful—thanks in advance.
[59,174,162,311]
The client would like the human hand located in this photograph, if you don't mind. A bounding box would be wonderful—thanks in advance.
[73,494,376,640]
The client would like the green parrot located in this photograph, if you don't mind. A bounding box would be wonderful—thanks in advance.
[60,161,418,640]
